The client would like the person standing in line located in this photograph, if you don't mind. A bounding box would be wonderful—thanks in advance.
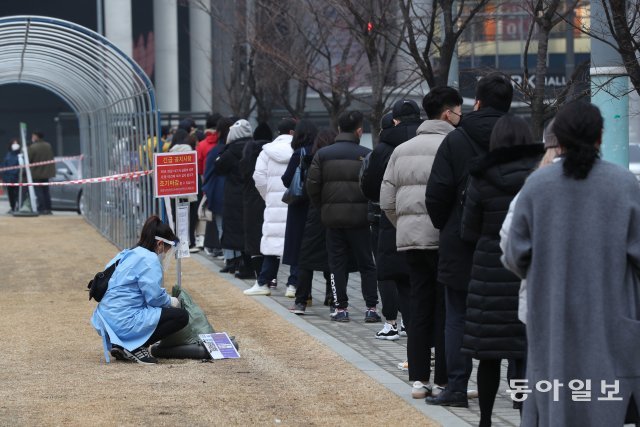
[202,117,234,268]
[288,129,338,314]
[281,120,318,300]
[460,114,543,426]
[27,131,55,215]
[2,138,21,212]
[361,99,423,337]
[381,86,462,399]
[238,123,273,281]
[215,119,255,278]
[503,101,640,426]
[244,118,296,296]
[196,113,222,252]
[306,111,379,323]
[425,72,513,407]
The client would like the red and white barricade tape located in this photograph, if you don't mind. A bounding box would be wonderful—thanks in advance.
[0,170,153,186]
[0,154,84,172]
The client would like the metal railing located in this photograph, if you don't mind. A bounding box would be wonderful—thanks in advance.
[0,16,160,249]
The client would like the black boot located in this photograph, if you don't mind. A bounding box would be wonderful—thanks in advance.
[219,258,237,274]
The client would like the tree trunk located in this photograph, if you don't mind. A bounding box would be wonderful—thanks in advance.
[531,25,551,142]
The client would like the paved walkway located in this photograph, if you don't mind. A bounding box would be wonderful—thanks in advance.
[196,252,522,427]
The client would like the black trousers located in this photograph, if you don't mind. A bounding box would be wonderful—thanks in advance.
[445,286,473,392]
[378,278,411,325]
[406,249,446,385]
[143,307,189,347]
[295,269,331,305]
[326,227,378,309]
[33,179,51,212]
[7,186,19,211]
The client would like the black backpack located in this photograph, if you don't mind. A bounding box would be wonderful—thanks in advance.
[87,260,120,302]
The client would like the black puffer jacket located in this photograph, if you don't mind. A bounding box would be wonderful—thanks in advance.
[425,108,506,290]
[306,132,371,228]
[361,120,420,280]
[239,139,269,255]
[460,143,543,360]
[215,136,252,251]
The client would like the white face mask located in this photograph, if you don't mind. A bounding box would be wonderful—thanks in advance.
[11,143,20,151]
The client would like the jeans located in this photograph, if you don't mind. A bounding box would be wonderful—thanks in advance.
[326,227,378,309]
[257,255,280,285]
[215,215,240,260]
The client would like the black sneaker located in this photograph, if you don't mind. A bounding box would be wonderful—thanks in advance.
[364,308,381,323]
[110,344,129,361]
[425,389,468,408]
[331,309,350,322]
[268,279,278,289]
[289,303,306,315]
[123,346,157,365]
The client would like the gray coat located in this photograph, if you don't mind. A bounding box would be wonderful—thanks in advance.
[503,159,640,426]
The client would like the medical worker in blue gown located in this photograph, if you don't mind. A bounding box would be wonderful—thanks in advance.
[91,215,188,364]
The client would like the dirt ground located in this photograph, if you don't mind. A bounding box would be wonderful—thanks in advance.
[0,215,438,426]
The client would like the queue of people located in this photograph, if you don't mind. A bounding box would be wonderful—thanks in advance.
[87,72,640,425]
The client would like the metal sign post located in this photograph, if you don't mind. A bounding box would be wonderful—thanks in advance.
[13,123,39,217]
[154,151,198,290]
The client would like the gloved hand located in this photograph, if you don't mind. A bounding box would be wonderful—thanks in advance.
[170,296,181,308]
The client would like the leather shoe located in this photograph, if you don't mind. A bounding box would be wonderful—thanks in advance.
[425,389,468,408]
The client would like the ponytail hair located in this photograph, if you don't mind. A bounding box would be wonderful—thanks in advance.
[553,101,603,180]
[137,215,178,252]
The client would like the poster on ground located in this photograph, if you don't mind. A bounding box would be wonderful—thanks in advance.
[199,333,241,360]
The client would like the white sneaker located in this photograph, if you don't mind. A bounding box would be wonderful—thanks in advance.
[399,319,407,337]
[285,285,296,298]
[243,282,271,296]
[397,360,408,371]
[195,235,204,248]
[467,389,478,399]
[375,322,400,340]
[411,381,433,399]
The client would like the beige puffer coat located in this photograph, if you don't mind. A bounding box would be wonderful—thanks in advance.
[380,120,454,250]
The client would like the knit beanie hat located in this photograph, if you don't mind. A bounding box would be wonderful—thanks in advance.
[380,112,394,130]
[227,119,253,143]
[543,118,558,149]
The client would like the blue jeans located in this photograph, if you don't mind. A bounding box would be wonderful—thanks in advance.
[214,215,240,260]
[257,255,280,285]
[257,256,298,286]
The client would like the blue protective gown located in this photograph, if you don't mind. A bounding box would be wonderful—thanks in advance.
[91,246,171,351]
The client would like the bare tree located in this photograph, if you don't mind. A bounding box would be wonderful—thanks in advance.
[586,0,640,98]
[330,0,418,142]
[515,0,589,140]
[399,0,493,88]
[251,0,367,129]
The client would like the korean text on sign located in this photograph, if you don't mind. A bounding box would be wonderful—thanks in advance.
[154,152,198,198]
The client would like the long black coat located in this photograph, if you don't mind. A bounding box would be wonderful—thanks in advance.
[239,139,268,255]
[215,136,252,251]
[460,143,543,360]
[361,120,420,281]
[281,144,312,266]
[425,108,506,291]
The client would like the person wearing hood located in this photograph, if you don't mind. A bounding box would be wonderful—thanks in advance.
[425,72,513,407]
[237,122,273,280]
[243,118,296,296]
[2,138,21,212]
[381,86,462,399]
[460,115,543,425]
[361,99,422,338]
[215,119,255,279]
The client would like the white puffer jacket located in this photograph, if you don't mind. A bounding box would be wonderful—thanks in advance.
[253,134,293,256]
